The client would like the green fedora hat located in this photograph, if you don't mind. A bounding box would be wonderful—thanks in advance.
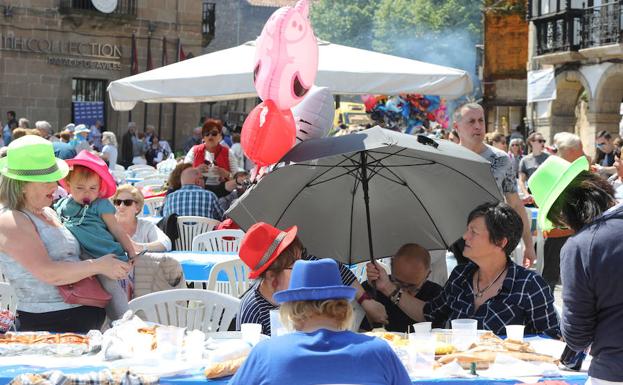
[0,135,69,182]
[528,155,589,231]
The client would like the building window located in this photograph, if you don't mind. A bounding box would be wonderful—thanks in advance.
[202,2,216,43]
[59,0,137,17]
[72,78,106,129]
[72,78,106,102]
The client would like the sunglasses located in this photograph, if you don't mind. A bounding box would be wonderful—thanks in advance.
[113,199,135,207]
[533,139,546,144]
[596,142,606,148]
[204,130,220,137]
[510,144,520,147]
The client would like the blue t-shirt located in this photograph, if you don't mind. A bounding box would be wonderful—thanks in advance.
[228,329,411,385]
[54,197,127,260]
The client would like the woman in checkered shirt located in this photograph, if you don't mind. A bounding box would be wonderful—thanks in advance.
[367,201,560,337]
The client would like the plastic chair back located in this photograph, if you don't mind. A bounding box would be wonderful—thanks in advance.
[192,230,245,253]
[128,288,239,332]
[176,216,221,251]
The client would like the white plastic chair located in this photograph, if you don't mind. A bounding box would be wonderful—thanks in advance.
[135,179,167,189]
[129,164,156,172]
[176,216,221,251]
[205,259,252,298]
[140,196,165,217]
[0,282,17,312]
[128,289,239,332]
[114,164,125,171]
[111,169,127,184]
[350,260,391,282]
[192,230,245,253]
[350,300,366,332]
[133,169,159,179]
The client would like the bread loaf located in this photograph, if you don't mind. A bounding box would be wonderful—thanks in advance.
[204,356,246,379]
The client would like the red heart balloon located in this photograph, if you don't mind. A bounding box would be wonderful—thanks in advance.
[241,100,296,167]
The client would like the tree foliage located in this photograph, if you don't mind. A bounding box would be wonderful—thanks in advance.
[310,0,378,50]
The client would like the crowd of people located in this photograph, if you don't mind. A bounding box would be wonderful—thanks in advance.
[0,102,621,384]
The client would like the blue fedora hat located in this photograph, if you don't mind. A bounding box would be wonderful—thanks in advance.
[273,259,356,304]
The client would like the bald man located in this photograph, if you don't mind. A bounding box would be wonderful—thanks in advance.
[162,167,224,220]
[360,244,443,332]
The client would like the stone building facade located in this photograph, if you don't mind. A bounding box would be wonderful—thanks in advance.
[0,0,203,151]
[527,0,623,158]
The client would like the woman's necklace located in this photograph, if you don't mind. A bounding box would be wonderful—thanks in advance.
[474,266,507,298]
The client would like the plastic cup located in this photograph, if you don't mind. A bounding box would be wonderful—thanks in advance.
[505,324,525,341]
[269,309,287,337]
[156,326,185,359]
[408,333,436,375]
[451,319,478,351]
[412,322,432,334]
[241,323,262,346]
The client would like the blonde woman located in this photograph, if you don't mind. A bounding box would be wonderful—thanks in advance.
[101,131,118,170]
[229,259,411,385]
[112,184,171,252]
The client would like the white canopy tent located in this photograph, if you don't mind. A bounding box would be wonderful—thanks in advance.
[107,40,472,111]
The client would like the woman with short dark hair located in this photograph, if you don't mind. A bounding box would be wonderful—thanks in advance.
[367,201,560,337]
[529,155,622,383]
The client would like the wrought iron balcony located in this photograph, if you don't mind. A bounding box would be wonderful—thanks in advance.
[531,1,623,55]
[581,1,623,48]
[533,9,583,55]
[59,0,137,18]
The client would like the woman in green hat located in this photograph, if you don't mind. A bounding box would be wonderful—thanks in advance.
[0,135,131,333]
[528,155,623,383]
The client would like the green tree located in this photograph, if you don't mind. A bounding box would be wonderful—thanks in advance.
[310,0,377,50]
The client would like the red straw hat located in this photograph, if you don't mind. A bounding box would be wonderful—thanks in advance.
[239,222,298,279]
[59,150,117,199]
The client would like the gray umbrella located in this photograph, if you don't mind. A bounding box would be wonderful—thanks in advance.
[227,126,502,265]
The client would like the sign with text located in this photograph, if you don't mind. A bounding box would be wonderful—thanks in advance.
[73,101,105,128]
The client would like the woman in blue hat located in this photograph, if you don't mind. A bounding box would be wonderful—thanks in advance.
[229,258,411,385]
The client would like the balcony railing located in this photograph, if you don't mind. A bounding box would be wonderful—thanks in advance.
[59,0,137,18]
[581,1,623,48]
[533,10,583,55]
[532,1,623,55]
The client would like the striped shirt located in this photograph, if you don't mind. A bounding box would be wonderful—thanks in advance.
[161,185,223,220]
[237,255,357,336]
[424,260,560,338]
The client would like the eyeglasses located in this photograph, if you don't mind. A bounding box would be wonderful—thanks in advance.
[204,130,220,137]
[390,272,430,294]
[510,144,520,147]
[113,199,135,207]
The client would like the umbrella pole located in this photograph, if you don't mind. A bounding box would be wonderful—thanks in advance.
[359,152,376,265]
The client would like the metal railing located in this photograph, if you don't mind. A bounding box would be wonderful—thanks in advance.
[581,1,623,48]
[532,1,623,54]
[59,0,137,17]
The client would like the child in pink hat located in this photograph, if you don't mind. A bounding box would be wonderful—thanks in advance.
[55,150,138,320]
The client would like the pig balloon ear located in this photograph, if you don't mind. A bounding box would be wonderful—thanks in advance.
[295,0,309,19]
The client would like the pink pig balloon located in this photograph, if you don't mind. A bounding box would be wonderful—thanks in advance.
[241,100,296,167]
[253,0,318,111]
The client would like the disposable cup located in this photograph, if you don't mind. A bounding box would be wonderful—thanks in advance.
[407,333,436,375]
[412,322,432,334]
[241,323,262,346]
[451,319,477,351]
[505,324,525,341]
[156,326,185,359]
[269,309,288,337]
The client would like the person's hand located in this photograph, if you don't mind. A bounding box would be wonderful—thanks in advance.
[523,247,536,268]
[213,165,230,179]
[197,163,210,173]
[361,298,388,325]
[96,254,131,280]
[366,262,392,294]
[521,195,534,205]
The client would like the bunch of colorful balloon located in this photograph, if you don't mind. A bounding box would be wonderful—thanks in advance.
[362,94,449,134]
[241,0,333,168]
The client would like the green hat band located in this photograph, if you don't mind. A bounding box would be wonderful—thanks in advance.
[8,164,59,177]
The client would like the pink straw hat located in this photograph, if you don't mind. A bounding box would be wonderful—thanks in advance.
[59,150,117,198]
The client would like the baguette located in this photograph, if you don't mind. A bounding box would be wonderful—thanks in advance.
[204,356,247,379]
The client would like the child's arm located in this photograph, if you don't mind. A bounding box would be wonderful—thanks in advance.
[102,212,137,259]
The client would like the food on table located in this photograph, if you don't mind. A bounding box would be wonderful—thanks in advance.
[364,329,456,355]
[436,331,559,369]
[0,332,88,345]
[204,356,247,379]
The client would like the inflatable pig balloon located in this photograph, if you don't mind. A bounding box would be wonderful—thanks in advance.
[241,100,296,167]
[253,0,318,111]
[292,86,335,143]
